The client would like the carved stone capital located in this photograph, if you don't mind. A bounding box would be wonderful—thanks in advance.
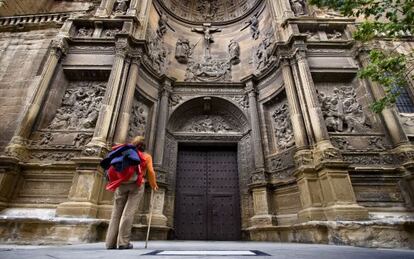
[295,50,307,62]
[5,136,30,160]
[115,38,129,57]
[50,37,69,58]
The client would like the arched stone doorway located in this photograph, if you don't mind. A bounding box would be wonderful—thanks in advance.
[163,96,253,240]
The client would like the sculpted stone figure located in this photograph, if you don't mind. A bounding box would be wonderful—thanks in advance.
[245,13,260,40]
[175,38,192,64]
[319,86,371,133]
[114,0,129,14]
[254,32,275,73]
[192,24,222,58]
[272,103,295,149]
[77,27,93,37]
[47,82,105,130]
[290,0,307,16]
[157,12,168,38]
[228,39,240,65]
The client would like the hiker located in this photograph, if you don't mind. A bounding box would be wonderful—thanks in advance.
[102,136,158,249]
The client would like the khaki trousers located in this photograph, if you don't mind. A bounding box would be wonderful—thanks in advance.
[105,182,145,248]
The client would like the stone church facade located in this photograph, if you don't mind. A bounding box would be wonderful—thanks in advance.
[0,0,413,248]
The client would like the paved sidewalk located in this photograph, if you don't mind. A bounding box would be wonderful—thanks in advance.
[0,241,413,259]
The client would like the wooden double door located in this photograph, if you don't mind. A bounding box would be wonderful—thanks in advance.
[174,145,241,240]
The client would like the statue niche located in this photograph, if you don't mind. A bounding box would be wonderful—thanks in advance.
[128,98,150,139]
[272,103,295,150]
[46,81,105,131]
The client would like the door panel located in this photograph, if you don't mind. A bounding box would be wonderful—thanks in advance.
[174,146,241,240]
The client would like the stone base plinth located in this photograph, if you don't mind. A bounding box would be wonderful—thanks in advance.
[56,202,99,218]
[248,219,414,249]
[324,204,369,221]
[298,207,326,222]
[0,216,170,244]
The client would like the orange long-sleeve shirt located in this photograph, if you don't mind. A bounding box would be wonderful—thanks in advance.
[142,153,158,190]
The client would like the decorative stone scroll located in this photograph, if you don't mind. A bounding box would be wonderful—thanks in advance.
[272,103,295,150]
[128,99,149,139]
[46,81,105,131]
[318,86,371,133]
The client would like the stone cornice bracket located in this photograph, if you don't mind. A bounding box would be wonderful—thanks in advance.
[50,37,69,59]
[161,76,175,94]
[128,46,144,62]
[114,37,130,58]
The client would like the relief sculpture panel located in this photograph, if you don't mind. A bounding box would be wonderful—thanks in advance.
[46,81,106,131]
[128,97,151,139]
[318,86,371,133]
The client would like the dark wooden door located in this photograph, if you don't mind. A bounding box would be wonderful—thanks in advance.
[174,146,241,240]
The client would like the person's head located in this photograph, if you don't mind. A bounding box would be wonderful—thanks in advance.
[131,136,146,151]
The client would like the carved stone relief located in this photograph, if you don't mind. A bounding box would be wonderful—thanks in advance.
[128,98,150,139]
[326,30,344,40]
[76,27,93,37]
[175,38,193,64]
[318,86,371,133]
[305,31,320,41]
[102,28,120,38]
[331,136,352,150]
[244,13,260,40]
[290,0,307,16]
[46,81,105,131]
[228,39,240,65]
[232,95,249,109]
[272,103,295,150]
[113,0,129,15]
[252,31,276,75]
[29,151,76,161]
[169,94,183,108]
[180,115,236,133]
[196,0,219,21]
[145,33,170,75]
[185,58,231,82]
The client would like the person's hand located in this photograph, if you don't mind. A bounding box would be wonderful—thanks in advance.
[153,186,159,191]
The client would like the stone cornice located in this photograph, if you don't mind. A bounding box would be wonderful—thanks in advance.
[0,12,71,31]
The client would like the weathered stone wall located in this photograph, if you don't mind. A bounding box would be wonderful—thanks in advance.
[0,29,58,153]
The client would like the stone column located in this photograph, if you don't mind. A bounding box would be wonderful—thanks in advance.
[146,188,167,226]
[249,187,276,230]
[113,58,141,144]
[245,80,264,171]
[281,59,308,149]
[126,0,140,17]
[56,158,104,218]
[359,53,409,147]
[153,78,173,168]
[95,0,115,17]
[6,38,68,159]
[134,0,151,39]
[294,50,368,221]
[295,51,331,151]
[0,157,21,211]
[359,52,414,206]
[279,0,295,20]
[85,38,129,156]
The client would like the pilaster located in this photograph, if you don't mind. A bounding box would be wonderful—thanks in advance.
[0,156,21,211]
[85,37,129,156]
[245,79,265,171]
[250,187,276,227]
[95,0,115,17]
[113,56,142,144]
[153,78,173,168]
[5,38,68,160]
[56,158,104,218]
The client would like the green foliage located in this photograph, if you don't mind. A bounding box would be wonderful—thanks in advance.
[309,0,414,112]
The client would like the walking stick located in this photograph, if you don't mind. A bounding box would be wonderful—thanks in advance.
[145,188,154,249]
